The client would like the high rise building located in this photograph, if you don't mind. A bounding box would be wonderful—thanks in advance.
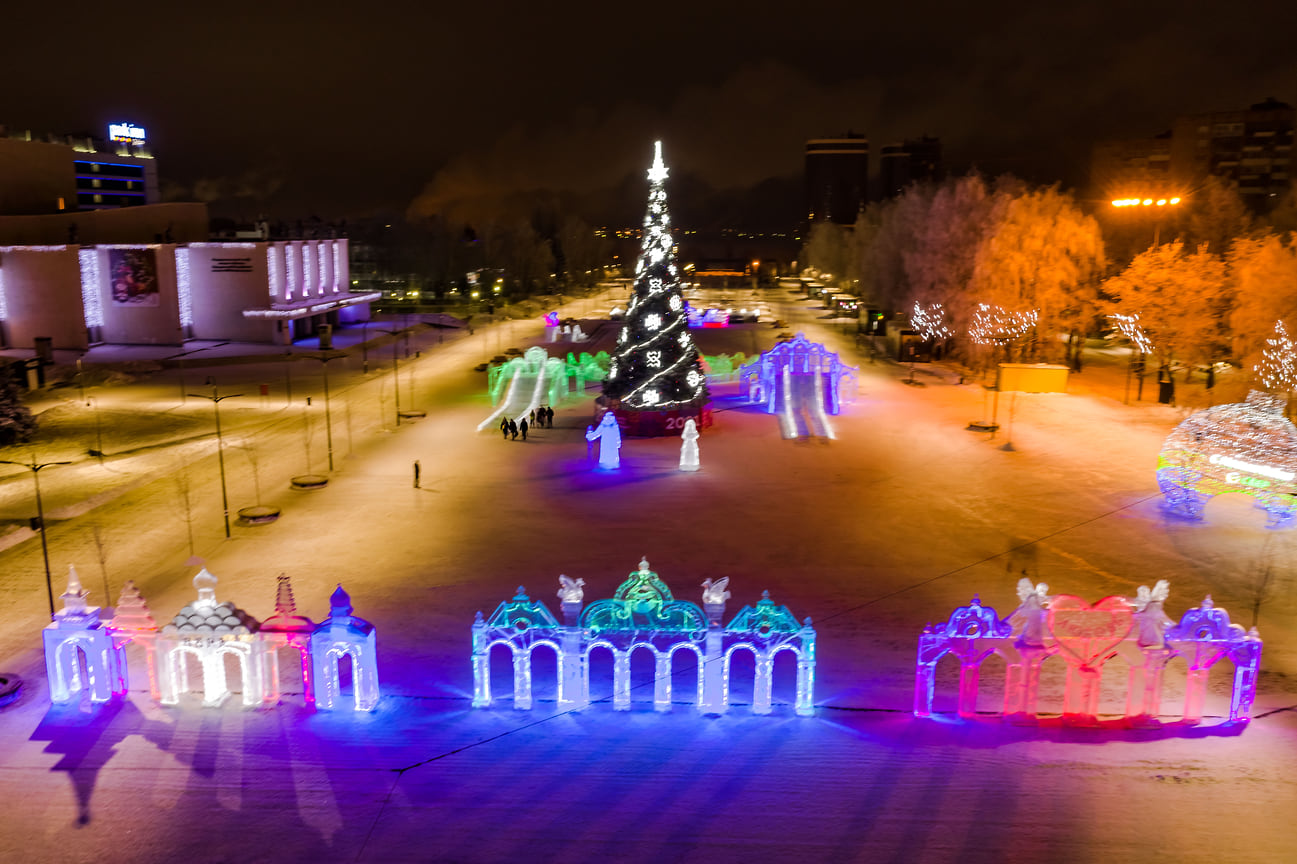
[879,136,943,198]
[805,133,868,225]
[1090,99,1293,209]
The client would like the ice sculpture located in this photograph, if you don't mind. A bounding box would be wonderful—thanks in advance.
[557,575,585,603]
[309,584,380,711]
[737,333,857,439]
[260,574,316,705]
[586,411,623,469]
[108,579,159,699]
[155,569,267,707]
[478,347,568,433]
[679,418,700,471]
[43,566,128,704]
[45,569,381,712]
[914,578,1263,727]
[472,559,815,716]
[1157,390,1297,527]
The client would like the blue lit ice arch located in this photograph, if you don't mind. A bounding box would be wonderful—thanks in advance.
[471,558,815,716]
[1157,390,1297,527]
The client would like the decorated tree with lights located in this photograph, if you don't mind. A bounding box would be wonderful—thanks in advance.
[1256,319,1297,412]
[602,142,708,431]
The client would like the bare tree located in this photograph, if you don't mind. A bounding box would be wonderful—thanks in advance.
[173,458,197,558]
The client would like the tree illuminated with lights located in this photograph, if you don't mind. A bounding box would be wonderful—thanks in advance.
[602,142,707,412]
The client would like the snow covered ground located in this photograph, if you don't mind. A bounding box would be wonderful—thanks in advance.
[0,294,1294,863]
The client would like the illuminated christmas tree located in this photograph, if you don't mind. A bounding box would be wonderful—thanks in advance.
[1257,319,1297,396]
[602,142,709,434]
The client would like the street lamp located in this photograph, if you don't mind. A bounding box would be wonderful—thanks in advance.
[300,350,348,471]
[1111,195,1184,247]
[373,327,405,426]
[187,384,242,538]
[0,456,72,619]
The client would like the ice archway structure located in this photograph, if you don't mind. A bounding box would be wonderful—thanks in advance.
[471,558,816,716]
[737,333,857,439]
[477,346,568,432]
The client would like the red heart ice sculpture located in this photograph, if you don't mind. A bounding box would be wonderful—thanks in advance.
[1047,595,1134,669]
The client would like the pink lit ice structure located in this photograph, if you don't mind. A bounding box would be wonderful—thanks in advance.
[472,558,816,716]
[914,578,1262,726]
[43,567,128,704]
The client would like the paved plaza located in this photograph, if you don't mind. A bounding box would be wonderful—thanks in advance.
[0,295,1294,863]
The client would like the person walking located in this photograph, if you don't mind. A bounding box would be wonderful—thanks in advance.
[545,406,554,428]
[520,417,529,441]
[413,460,421,488]
[508,418,518,440]
[500,416,509,440]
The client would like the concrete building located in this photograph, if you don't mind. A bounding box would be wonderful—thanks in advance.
[879,136,943,199]
[1090,98,1293,209]
[805,134,869,225]
[0,122,158,215]
[0,239,374,350]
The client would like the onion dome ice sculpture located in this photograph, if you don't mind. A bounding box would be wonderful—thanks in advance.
[1157,390,1297,527]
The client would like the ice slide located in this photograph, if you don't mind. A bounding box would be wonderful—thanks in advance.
[477,362,548,432]
[775,365,836,440]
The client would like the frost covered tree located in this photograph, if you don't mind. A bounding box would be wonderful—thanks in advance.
[1228,233,1297,369]
[602,142,708,415]
[0,365,35,446]
[968,184,1105,364]
[1255,319,1297,398]
[1103,241,1231,378]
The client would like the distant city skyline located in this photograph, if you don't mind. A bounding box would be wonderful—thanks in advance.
[7,1,1296,221]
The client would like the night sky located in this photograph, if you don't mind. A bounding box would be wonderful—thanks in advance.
[8,0,1296,223]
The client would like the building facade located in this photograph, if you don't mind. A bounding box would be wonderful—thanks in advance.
[0,239,373,349]
[0,123,158,215]
[1090,98,1293,209]
[805,134,869,225]
[879,136,943,199]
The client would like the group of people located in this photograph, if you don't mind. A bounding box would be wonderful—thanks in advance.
[500,406,555,441]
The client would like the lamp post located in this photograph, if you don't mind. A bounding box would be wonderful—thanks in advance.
[374,327,405,426]
[0,456,72,619]
[1111,195,1184,248]
[361,320,370,374]
[187,384,242,538]
[300,350,348,471]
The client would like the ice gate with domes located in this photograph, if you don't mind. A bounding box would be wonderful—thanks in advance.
[471,558,816,716]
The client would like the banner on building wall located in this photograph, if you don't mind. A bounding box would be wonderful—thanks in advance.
[108,248,159,307]
[212,256,254,273]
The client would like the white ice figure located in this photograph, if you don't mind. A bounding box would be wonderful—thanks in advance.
[679,418,700,471]
[44,565,126,704]
[1131,580,1174,648]
[586,412,622,469]
[557,575,585,603]
[701,577,730,606]
[1008,577,1051,647]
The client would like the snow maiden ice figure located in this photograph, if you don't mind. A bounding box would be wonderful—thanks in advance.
[585,412,623,469]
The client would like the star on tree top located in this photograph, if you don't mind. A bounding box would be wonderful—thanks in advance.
[647,140,669,184]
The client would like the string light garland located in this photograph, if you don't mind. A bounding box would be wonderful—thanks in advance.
[1110,313,1155,355]
[911,302,951,341]
[969,303,1038,346]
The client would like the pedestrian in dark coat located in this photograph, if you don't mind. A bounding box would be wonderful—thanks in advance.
[509,419,518,440]
[546,406,554,427]
[500,416,509,439]
[520,418,529,441]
